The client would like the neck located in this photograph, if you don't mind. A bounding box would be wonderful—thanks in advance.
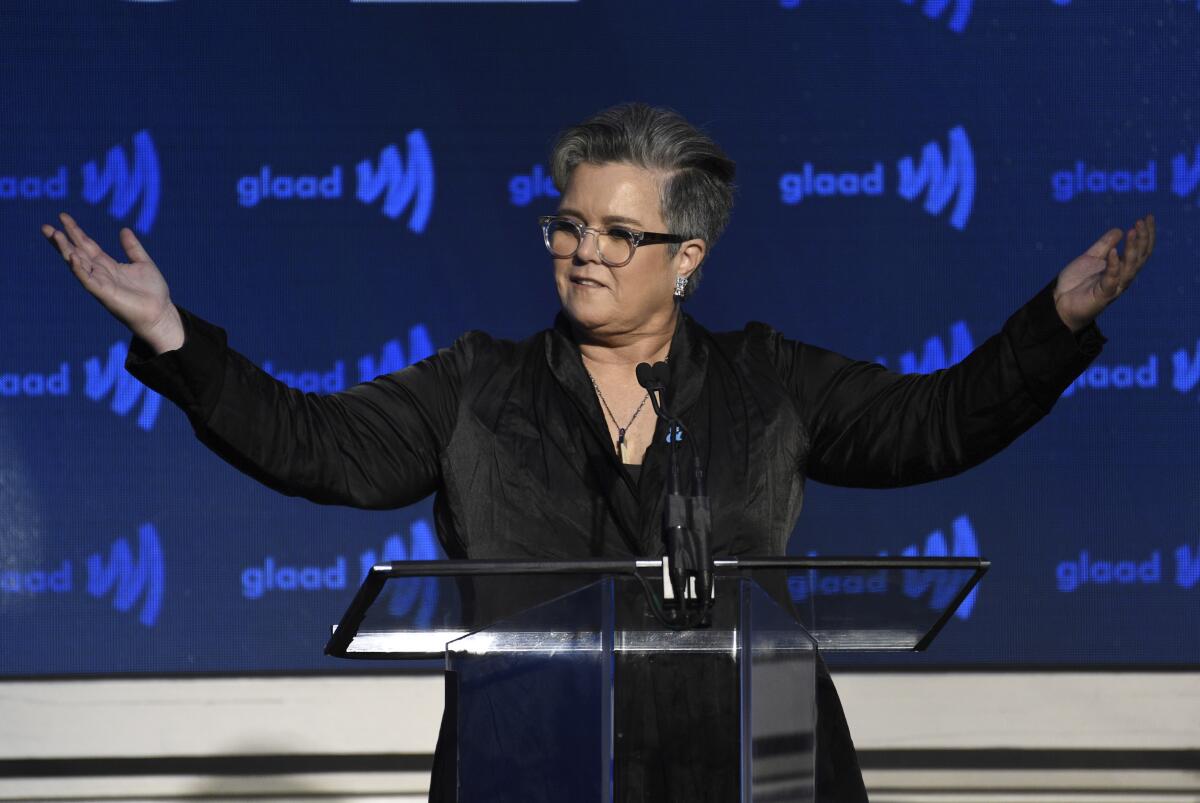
[573,306,679,368]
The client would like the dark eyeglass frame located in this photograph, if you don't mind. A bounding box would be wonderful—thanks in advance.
[538,215,686,268]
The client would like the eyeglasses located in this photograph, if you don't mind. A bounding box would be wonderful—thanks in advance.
[538,215,685,268]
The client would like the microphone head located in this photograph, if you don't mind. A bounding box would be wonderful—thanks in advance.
[651,361,671,387]
[636,362,662,391]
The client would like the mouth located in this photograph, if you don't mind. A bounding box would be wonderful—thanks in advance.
[569,275,607,289]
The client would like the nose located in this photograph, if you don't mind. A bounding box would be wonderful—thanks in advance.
[574,227,603,263]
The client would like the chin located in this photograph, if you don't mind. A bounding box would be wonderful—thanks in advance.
[561,294,616,333]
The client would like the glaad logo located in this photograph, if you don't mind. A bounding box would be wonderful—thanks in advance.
[236,130,434,232]
[34,326,434,434]
[898,514,980,620]
[1173,341,1200,395]
[1,561,72,594]
[241,555,346,600]
[788,514,981,620]
[1062,353,1157,398]
[876,321,973,372]
[240,519,442,628]
[1061,341,1200,399]
[359,519,440,627]
[0,523,164,627]
[0,362,69,397]
[1176,543,1200,588]
[897,0,974,34]
[357,134,435,230]
[508,164,560,207]
[86,523,164,627]
[86,341,163,430]
[779,0,1069,35]
[1,130,160,233]
[82,130,161,234]
[1051,145,1200,206]
[262,325,435,391]
[896,127,975,229]
[780,126,975,230]
[1057,542,1199,591]
[877,325,1200,402]
[1031,0,1200,9]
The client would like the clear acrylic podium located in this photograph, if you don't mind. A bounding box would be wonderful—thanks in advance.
[326,557,986,802]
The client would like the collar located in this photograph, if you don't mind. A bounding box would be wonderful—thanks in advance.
[545,308,711,555]
[545,307,710,426]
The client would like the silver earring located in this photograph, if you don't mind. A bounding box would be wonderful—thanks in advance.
[673,275,688,299]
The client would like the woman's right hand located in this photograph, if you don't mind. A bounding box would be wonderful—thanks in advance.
[42,212,185,354]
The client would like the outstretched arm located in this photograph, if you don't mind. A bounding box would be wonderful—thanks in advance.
[43,212,467,509]
[124,308,470,509]
[776,216,1155,487]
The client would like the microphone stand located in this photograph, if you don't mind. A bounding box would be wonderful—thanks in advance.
[636,361,714,626]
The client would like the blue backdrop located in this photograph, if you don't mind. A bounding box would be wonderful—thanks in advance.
[1,0,1197,675]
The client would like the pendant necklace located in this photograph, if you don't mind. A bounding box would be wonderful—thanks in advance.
[586,372,651,463]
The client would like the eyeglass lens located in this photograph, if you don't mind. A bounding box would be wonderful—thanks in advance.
[545,219,635,266]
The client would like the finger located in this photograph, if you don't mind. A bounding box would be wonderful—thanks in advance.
[1120,228,1146,284]
[42,225,70,260]
[1127,224,1148,272]
[45,228,77,263]
[1118,228,1143,285]
[1143,213,1155,258]
[119,227,151,263]
[1122,226,1141,269]
[1097,246,1122,298]
[58,212,104,259]
[1120,223,1151,285]
[1132,220,1148,266]
[1085,227,1123,258]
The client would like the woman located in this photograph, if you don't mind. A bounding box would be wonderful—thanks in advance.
[43,103,1154,801]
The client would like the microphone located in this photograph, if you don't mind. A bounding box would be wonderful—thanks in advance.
[636,361,668,418]
[635,360,713,623]
[634,362,662,391]
[637,362,688,610]
[651,361,671,390]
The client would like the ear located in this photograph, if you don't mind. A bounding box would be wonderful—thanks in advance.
[674,238,707,281]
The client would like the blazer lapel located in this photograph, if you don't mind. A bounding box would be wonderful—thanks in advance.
[543,311,711,557]
[544,313,643,549]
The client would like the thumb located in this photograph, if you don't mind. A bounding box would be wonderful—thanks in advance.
[120,227,152,263]
[1084,227,1122,258]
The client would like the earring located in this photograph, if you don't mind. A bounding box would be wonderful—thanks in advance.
[673,275,688,299]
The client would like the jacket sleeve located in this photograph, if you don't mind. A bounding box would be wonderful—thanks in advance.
[124,305,475,509]
[770,279,1105,488]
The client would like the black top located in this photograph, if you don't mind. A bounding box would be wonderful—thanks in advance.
[125,279,1103,802]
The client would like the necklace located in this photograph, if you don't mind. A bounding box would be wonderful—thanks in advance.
[586,371,651,462]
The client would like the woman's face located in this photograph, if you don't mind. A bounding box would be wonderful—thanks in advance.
[552,162,695,339]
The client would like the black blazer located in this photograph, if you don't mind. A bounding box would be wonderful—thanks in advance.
[126,279,1103,801]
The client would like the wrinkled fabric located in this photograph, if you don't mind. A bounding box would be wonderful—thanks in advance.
[126,279,1104,802]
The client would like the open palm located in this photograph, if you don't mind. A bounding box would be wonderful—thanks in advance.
[1054,214,1155,333]
[42,212,184,352]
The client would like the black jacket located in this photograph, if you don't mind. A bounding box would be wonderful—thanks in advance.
[125,279,1103,801]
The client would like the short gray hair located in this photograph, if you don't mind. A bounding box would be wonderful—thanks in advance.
[549,103,736,298]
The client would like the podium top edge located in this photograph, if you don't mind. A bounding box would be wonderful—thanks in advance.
[369,556,990,576]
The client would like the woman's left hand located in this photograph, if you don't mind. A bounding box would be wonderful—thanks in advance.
[1054,214,1155,333]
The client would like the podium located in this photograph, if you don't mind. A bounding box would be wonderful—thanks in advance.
[327,557,986,802]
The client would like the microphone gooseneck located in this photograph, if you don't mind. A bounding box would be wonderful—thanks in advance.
[635,360,714,626]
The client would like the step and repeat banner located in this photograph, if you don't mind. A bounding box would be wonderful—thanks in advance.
[1,0,1197,674]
